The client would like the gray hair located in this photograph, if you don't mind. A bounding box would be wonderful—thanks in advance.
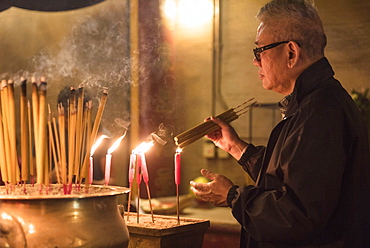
[256,0,327,60]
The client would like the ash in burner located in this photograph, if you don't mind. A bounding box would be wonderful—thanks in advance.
[0,184,129,199]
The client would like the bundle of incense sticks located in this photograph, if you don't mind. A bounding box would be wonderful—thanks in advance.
[174,98,257,149]
[0,76,108,194]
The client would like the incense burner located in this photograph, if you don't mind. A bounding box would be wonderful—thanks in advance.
[0,184,130,248]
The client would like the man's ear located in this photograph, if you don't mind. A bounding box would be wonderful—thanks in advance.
[287,41,300,68]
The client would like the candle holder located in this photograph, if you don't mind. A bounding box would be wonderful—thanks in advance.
[123,213,210,248]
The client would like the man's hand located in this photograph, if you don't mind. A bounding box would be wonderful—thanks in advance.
[205,116,248,160]
[190,169,234,207]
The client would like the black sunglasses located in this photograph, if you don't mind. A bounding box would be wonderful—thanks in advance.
[253,41,290,62]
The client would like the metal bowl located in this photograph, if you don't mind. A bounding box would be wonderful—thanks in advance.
[0,184,130,248]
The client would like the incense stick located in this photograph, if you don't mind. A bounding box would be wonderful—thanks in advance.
[31,77,40,186]
[28,101,35,184]
[0,100,9,183]
[0,79,110,193]
[20,78,29,182]
[37,79,47,187]
[52,117,62,183]
[48,104,60,184]
[174,99,257,149]
[74,84,85,182]
[68,87,77,187]
[81,90,108,182]
[58,104,67,187]
[80,100,92,182]
[1,80,12,184]
[8,80,20,184]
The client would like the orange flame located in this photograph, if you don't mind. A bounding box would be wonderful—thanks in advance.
[90,135,108,156]
[133,141,154,154]
[107,133,127,154]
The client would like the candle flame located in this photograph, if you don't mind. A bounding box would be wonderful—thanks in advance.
[90,135,108,156]
[133,141,154,154]
[107,133,127,154]
[176,147,182,153]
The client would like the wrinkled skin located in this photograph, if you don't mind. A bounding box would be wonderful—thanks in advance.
[190,169,234,207]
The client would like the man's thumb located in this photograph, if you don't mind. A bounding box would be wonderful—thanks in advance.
[201,169,215,181]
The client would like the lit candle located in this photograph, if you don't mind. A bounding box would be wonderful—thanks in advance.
[132,141,155,223]
[133,141,154,186]
[89,156,94,185]
[105,134,127,186]
[140,153,149,183]
[89,135,108,185]
[174,147,182,224]
[136,152,142,185]
[105,153,112,186]
[128,153,136,186]
[174,148,182,185]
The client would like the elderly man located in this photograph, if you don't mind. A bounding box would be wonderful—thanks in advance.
[190,0,370,247]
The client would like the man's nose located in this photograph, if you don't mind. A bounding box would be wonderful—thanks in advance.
[253,57,261,67]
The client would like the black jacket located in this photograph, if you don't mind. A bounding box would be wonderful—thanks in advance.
[228,57,370,248]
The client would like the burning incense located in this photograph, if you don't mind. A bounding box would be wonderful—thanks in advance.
[1,80,13,185]
[37,79,48,187]
[91,90,108,144]
[52,117,62,183]
[74,84,85,181]
[174,148,182,225]
[68,87,77,187]
[0,78,111,194]
[30,78,40,186]
[20,78,29,183]
[80,101,92,181]
[174,98,257,149]
[7,80,20,184]
[0,104,8,184]
[48,105,60,184]
[58,104,67,188]
[28,101,35,184]
[31,77,39,150]
[81,91,108,183]
[80,100,93,182]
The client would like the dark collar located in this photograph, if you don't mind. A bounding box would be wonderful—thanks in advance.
[283,57,334,117]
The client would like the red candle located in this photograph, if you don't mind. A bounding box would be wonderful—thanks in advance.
[128,153,136,185]
[174,148,182,185]
[136,153,142,185]
[140,153,149,183]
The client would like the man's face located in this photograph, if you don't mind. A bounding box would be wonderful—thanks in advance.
[253,23,292,95]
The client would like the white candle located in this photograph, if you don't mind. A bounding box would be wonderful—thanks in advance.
[105,153,112,185]
[128,153,136,186]
[89,156,94,185]
[104,133,127,186]
[89,135,108,186]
